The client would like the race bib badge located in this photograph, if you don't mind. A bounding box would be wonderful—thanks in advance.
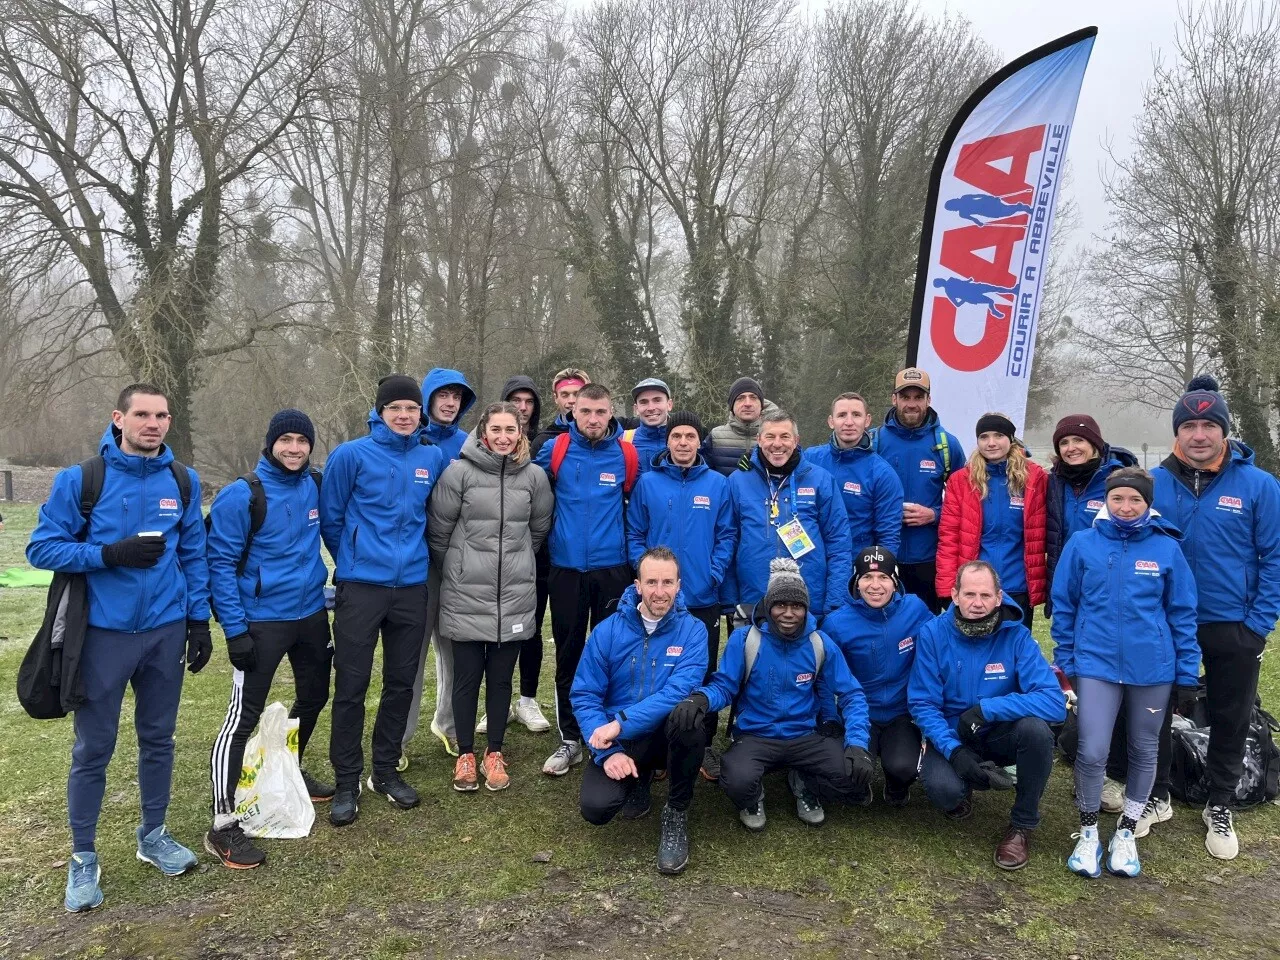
[776,518,815,558]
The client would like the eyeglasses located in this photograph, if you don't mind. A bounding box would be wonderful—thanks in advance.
[384,404,421,415]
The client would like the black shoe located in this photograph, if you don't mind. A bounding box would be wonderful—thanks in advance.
[621,775,653,820]
[330,786,361,827]
[368,772,420,810]
[203,823,266,870]
[945,796,973,821]
[884,782,911,808]
[700,746,721,782]
[302,769,335,803]
[657,805,690,875]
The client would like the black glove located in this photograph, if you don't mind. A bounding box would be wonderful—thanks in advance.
[101,534,166,569]
[949,745,991,788]
[957,705,987,745]
[844,745,874,789]
[818,720,843,740]
[667,692,708,735]
[1174,684,1200,714]
[186,620,212,674]
[225,632,257,673]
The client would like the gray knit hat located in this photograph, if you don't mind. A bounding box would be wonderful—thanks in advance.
[761,557,809,613]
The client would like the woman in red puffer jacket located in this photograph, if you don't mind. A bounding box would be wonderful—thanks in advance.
[935,413,1047,626]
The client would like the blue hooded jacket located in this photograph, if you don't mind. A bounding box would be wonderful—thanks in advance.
[319,410,445,587]
[571,586,709,764]
[1045,446,1139,589]
[908,603,1066,759]
[871,409,965,564]
[821,590,933,724]
[27,425,211,632]
[624,421,668,471]
[804,433,904,555]
[978,460,1028,594]
[726,450,852,615]
[1152,441,1280,639]
[626,452,735,608]
[1050,509,1200,687]
[421,367,477,463]
[534,420,631,572]
[700,612,870,748]
[206,454,328,639]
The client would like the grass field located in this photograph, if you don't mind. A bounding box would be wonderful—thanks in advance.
[0,500,1278,959]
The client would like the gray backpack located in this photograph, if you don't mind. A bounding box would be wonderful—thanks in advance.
[740,625,825,682]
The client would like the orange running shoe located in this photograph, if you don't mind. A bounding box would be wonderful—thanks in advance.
[482,751,510,791]
[453,752,478,792]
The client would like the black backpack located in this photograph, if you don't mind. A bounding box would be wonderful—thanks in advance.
[1171,692,1280,809]
[205,468,322,577]
[16,455,192,719]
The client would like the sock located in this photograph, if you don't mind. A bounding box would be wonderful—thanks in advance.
[213,813,237,831]
[1079,809,1099,828]
[520,696,538,707]
[72,843,96,856]
[1122,796,1145,825]
[1119,815,1137,832]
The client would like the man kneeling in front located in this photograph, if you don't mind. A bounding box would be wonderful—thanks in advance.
[571,548,709,874]
[909,561,1066,870]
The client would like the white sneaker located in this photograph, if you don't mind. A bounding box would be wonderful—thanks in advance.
[739,789,767,832]
[429,718,459,757]
[1067,825,1103,879]
[1100,777,1125,814]
[515,698,551,733]
[1131,795,1173,839]
[476,703,516,735]
[1107,828,1141,877]
[1202,804,1239,860]
[788,769,825,826]
[541,741,583,776]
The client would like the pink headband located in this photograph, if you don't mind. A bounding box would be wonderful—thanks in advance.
[555,378,585,392]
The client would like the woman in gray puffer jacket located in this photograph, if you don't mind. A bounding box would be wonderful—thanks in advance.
[429,401,554,791]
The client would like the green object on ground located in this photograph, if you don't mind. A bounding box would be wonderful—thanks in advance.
[0,566,53,588]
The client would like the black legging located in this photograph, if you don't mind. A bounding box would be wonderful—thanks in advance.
[452,641,522,755]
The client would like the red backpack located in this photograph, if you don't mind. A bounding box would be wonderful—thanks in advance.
[548,432,639,493]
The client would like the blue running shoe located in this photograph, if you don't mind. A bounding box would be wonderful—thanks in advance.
[135,825,197,876]
[1107,827,1142,878]
[1067,826,1103,879]
[65,851,104,912]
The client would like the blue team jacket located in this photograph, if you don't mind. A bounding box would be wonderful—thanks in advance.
[570,587,710,764]
[700,613,870,749]
[319,410,445,587]
[421,367,477,463]
[871,410,965,564]
[821,590,933,724]
[726,451,852,615]
[534,421,631,572]
[625,422,668,472]
[626,453,735,608]
[803,434,904,555]
[1046,446,1139,587]
[206,455,328,639]
[1152,442,1280,639]
[908,603,1066,759]
[27,425,210,632]
[978,460,1028,594]
[1050,510,1200,687]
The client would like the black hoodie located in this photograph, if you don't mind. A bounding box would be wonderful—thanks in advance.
[501,374,543,442]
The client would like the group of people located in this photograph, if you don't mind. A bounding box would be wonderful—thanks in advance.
[24,363,1279,909]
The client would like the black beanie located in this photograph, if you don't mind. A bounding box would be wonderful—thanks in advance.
[1105,469,1154,506]
[666,409,706,443]
[728,376,765,412]
[854,545,898,582]
[975,413,1017,441]
[761,557,809,613]
[1173,374,1231,435]
[264,408,315,451]
[375,374,422,413]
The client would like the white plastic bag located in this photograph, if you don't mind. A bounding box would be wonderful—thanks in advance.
[234,701,315,838]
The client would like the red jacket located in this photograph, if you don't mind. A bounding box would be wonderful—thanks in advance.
[935,460,1048,605]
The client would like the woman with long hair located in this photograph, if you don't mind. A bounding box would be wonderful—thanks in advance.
[935,414,1047,626]
[428,402,554,791]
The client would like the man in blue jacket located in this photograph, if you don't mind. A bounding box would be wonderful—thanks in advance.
[535,382,637,776]
[1148,375,1280,859]
[804,392,904,556]
[821,546,933,806]
[726,409,852,617]
[673,559,874,830]
[531,367,591,456]
[28,383,211,912]
[572,548,709,874]
[623,377,673,469]
[204,409,332,870]
[909,561,1066,871]
[871,368,965,613]
[319,374,445,825]
[626,410,735,778]
[402,367,478,761]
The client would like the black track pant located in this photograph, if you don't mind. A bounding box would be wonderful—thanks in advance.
[719,733,859,809]
[548,564,632,743]
[580,722,708,822]
[688,604,723,740]
[210,610,332,816]
[899,561,944,615]
[870,714,922,791]
[520,563,550,699]
[329,581,428,788]
[452,641,523,755]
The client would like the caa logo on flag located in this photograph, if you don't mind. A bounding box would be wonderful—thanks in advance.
[414,468,430,480]
[665,646,683,657]
[985,662,1005,674]
[898,636,914,653]
[843,481,862,496]
[1217,495,1243,512]
[1134,560,1160,575]
[599,472,617,485]
[1087,500,1105,511]
[158,498,178,511]
[920,459,937,472]
[308,508,320,521]
[795,672,814,685]
[692,495,711,509]
[797,487,816,497]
